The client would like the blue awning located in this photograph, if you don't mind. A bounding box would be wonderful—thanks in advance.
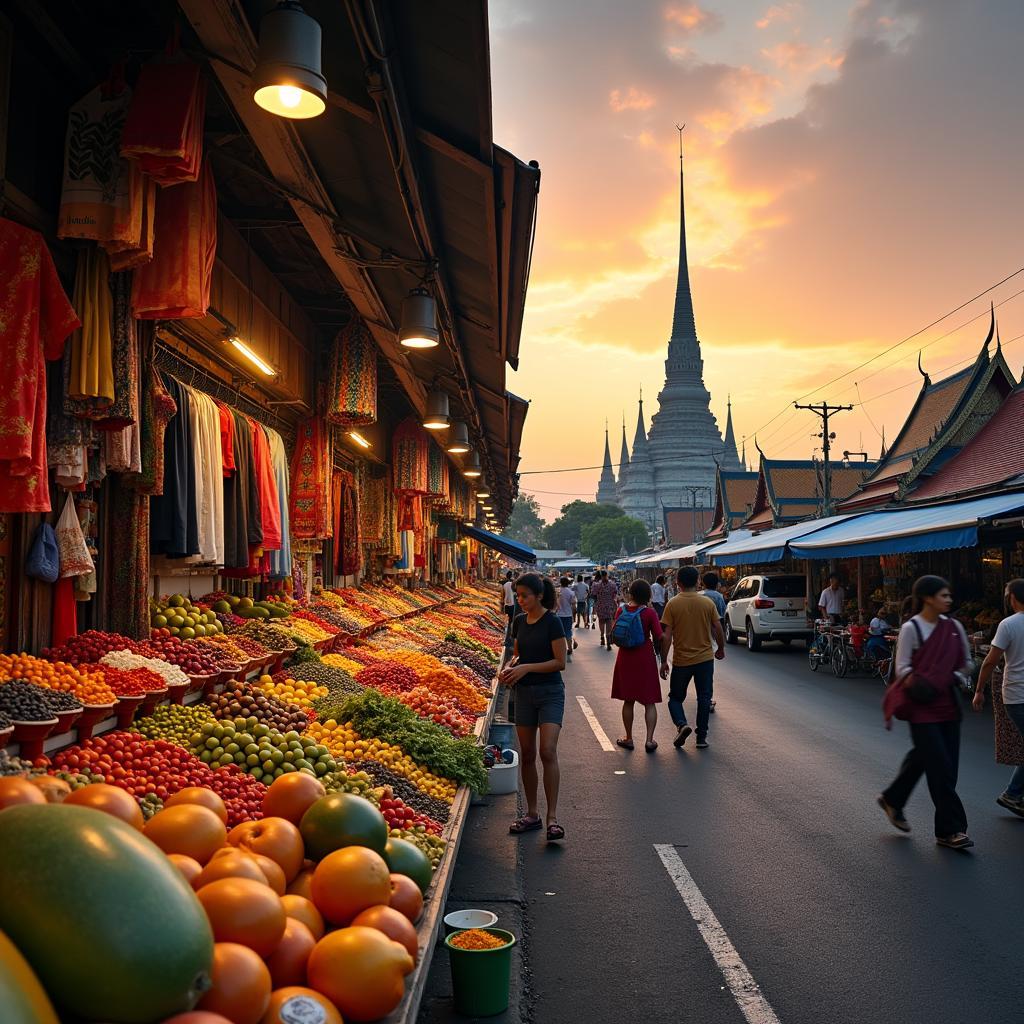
[709,514,859,567]
[789,492,1024,559]
[459,524,537,564]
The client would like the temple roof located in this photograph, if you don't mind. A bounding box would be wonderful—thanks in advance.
[908,384,1024,501]
[745,458,877,530]
[706,468,759,538]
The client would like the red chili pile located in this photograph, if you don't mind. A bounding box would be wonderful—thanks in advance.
[356,662,419,694]
[51,734,266,826]
[93,665,168,696]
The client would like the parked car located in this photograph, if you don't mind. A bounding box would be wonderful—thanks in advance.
[724,574,811,650]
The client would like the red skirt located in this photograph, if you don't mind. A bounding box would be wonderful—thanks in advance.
[611,642,662,704]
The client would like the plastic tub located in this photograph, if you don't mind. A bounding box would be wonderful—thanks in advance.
[443,909,498,938]
[445,928,516,1017]
[487,750,519,796]
[488,720,516,748]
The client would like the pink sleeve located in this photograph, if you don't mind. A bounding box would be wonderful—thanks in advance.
[646,607,663,642]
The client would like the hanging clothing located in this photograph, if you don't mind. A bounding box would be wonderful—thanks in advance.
[223,410,262,570]
[266,428,292,578]
[248,419,281,552]
[120,57,206,185]
[150,374,199,557]
[290,418,331,540]
[106,175,156,271]
[183,386,221,564]
[131,159,216,319]
[105,472,151,639]
[67,248,115,404]
[333,469,360,577]
[215,401,236,477]
[58,85,136,245]
[0,220,81,513]
[93,272,139,430]
[52,577,78,648]
[131,349,177,495]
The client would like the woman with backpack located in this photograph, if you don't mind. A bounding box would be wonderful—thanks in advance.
[879,575,974,850]
[610,578,664,752]
[501,573,568,843]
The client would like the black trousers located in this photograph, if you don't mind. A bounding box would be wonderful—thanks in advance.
[883,720,967,837]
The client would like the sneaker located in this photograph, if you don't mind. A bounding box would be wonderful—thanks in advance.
[695,739,709,749]
[876,795,911,833]
[936,833,974,850]
[673,725,693,748]
[996,792,1024,818]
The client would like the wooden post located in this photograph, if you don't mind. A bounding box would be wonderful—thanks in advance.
[856,558,864,621]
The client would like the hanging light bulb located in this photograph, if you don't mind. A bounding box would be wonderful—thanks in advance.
[252,2,328,119]
[446,420,471,454]
[399,287,439,348]
[462,450,482,478]
[476,486,491,499]
[423,389,450,430]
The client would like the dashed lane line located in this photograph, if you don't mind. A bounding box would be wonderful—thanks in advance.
[654,844,782,1024]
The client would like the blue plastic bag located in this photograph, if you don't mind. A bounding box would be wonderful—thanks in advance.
[26,523,60,583]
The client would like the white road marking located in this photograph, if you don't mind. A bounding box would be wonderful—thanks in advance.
[575,695,615,751]
[654,844,782,1024]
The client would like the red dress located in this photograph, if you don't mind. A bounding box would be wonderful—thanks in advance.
[610,605,664,704]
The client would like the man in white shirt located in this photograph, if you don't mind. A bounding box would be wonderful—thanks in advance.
[573,575,590,628]
[501,571,516,633]
[650,575,667,618]
[817,574,846,624]
[973,578,1024,817]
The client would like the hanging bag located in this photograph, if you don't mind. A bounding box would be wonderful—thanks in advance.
[55,493,95,578]
[610,606,646,648]
[25,523,60,583]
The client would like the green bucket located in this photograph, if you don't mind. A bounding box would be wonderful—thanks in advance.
[444,927,516,1017]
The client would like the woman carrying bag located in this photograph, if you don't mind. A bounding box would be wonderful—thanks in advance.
[879,575,973,850]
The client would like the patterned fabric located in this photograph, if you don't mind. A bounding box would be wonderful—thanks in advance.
[332,469,360,577]
[129,332,176,496]
[289,418,331,539]
[95,272,138,429]
[993,680,1024,766]
[393,416,429,496]
[0,219,81,513]
[426,438,446,499]
[357,462,386,545]
[106,472,150,639]
[326,320,377,427]
[266,428,292,578]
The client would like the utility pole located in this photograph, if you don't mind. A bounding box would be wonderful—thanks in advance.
[793,401,853,516]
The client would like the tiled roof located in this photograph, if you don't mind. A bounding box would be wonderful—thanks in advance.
[743,508,775,530]
[665,508,713,544]
[889,366,974,459]
[722,474,758,518]
[767,463,870,503]
[910,386,1024,500]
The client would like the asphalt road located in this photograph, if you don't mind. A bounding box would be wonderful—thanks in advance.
[507,625,1023,1024]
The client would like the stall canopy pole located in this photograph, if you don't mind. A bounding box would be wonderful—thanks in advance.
[856,558,864,620]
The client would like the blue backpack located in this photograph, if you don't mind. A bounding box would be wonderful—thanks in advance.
[610,606,646,648]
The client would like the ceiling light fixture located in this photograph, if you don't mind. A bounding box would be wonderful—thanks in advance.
[462,450,482,478]
[446,420,471,454]
[476,488,490,499]
[230,337,276,376]
[348,431,371,449]
[423,389,450,430]
[253,2,328,119]
[399,287,439,348]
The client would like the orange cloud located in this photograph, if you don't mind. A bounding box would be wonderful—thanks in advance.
[760,39,843,72]
[664,3,722,35]
[609,86,656,112]
[756,3,801,30]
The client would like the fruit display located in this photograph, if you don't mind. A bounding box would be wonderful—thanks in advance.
[100,649,192,686]
[0,653,115,705]
[255,672,329,710]
[134,636,232,676]
[189,718,338,783]
[0,680,63,721]
[207,684,310,734]
[132,703,216,744]
[151,594,226,637]
[210,594,292,620]
[238,623,296,652]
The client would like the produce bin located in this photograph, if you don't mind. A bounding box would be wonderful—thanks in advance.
[486,750,519,796]
[445,928,516,1017]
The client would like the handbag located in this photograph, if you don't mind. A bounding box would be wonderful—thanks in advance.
[55,493,95,578]
[25,523,60,583]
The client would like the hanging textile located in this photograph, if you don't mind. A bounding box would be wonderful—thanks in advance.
[181,386,219,564]
[289,418,331,539]
[393,416,429,496]
[426,439,447,499]
[222,410,263,571]
[215,401,236,477]
[248,419,281,552]
[131,159,216,319]
[332,469,360,577]
[120,56,206,185]
[0,220,81,514]
[49,355,97,491]
[150,374,199,557]
[105,472,151,639]
[129,335,177,495]
[93,272,139,430]
[266,428,292,578]
[326,320,377,427]
[67,247,114,404]
[57,85,135,245]
[52,577,78,648]
[357,462,386,545]
[106,176,156,271]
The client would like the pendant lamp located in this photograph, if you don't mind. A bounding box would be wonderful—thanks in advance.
[462,450,482,478]
[423,388,450,430]
[446,420,471,454]
[253,2,328,119]
[399,288,439,348]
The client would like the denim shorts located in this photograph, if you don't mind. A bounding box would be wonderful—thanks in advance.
[513,682,565,727]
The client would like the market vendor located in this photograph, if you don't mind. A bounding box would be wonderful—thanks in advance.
[818,574,846,624]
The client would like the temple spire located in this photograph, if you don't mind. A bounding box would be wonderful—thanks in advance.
[619,414,630,470]
[596,419,618,504]
[670,124,697,342]
[632,390,648,453]
[722,395,741,470]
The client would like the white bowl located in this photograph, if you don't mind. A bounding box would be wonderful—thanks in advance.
[444,909,499,935]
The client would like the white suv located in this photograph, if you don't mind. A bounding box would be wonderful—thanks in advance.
[724,574,811,650]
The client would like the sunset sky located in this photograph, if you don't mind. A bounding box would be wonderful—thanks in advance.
[489,0,1024,522]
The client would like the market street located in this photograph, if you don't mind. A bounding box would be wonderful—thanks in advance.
[505,629,1022,1024]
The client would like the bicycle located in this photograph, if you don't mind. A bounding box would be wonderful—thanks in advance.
[808,621,842,673]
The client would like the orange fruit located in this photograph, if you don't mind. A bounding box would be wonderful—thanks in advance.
[197,943,271,1024]
[351,904,419,962]
[144,804,227,863]
[260,987,342,1024]
[192,849,269,891]
[311,846,391,925]
[280,895,325,941]
[167,853,204,885]
[265,917,316,988]
[286,867,314,901]
[388,873,424,924]
[164,786,228,822]
[251,854,286,896]
[228,818,304,882]
[261,773,325,825]
[196,877,287,957]
[65,783,143,829]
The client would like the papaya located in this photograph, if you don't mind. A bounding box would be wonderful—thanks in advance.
[0,930,60,1024]
[0,804,214,1023]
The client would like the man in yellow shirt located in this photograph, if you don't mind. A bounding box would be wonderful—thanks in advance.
[660,565,725,749]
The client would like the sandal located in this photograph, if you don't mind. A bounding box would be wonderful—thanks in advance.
[546,823,565,842]
[509,815,542,835]
[616,738,634,750]
[645,741,658,752]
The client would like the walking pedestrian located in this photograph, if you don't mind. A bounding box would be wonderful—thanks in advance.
[651,575,667,619]
[659,566,725,749]
[592,570,620,649]
[556,576,577,662]
[501,573,567,843]
[611,578,664,752]
[501,570,516,633]
[972,578,1024,818]
[573,574,590,630]
[701,571,726,715]
[584,575,595,627]
[879,575,973,850]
